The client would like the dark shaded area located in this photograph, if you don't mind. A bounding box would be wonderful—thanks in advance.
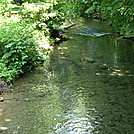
[12,0,23,5]
[122,36,134,42]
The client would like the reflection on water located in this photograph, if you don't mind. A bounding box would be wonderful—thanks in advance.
[75,27,111,37]
[0,18,134,134]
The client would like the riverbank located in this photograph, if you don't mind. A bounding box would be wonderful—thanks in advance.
[58,0,133,37]
[0,2,65,84]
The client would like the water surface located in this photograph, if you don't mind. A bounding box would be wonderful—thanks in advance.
[0,18,134,134]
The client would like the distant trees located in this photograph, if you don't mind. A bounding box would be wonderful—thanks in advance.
[58,0,134,36]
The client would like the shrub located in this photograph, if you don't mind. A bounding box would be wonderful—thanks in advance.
[0,20,43,83]
[18,2,65,39]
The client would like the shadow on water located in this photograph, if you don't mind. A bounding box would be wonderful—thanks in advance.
[0,18,134,134]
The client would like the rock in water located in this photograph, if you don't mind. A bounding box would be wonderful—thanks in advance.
[0,79,12,93]
[83,57,95,63]
[0,97,4,102]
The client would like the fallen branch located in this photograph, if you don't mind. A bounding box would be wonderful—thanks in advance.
[62,23,76,30]
[121,35,134,42]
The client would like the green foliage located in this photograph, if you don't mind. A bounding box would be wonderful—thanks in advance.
[18,2,65,41]
[98,0,134,35]
[58,0,134,36]
[0,0,12,13]
[0,21,43,83]
[56,0,84,17]
[0,1,66,83]
[12,0,57,5]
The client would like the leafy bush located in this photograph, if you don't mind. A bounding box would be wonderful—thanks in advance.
[0,21,43,83]
[19,2,65,40]
[12,0,56,5]
[0,1,65,83]
[0,0,12,15]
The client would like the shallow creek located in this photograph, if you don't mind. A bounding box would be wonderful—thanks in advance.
[0,18,134,134]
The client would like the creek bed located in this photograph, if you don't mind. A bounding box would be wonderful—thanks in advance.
[0,18,134,134]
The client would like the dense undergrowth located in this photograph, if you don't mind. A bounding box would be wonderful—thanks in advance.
[0,21,43,83]
[0,0,65,83]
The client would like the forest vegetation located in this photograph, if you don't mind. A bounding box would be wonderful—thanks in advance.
[0,0,133,84]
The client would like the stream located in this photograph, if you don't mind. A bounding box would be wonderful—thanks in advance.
[0,18,134,134]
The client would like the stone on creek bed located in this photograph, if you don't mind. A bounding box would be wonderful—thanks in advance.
[83,57,95,63]
[0,97,4,102]
[0,79,12,94]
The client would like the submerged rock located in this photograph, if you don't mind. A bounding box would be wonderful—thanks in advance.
[83,57,95,63]
[0,79,12,94]
[0,97,4,102]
